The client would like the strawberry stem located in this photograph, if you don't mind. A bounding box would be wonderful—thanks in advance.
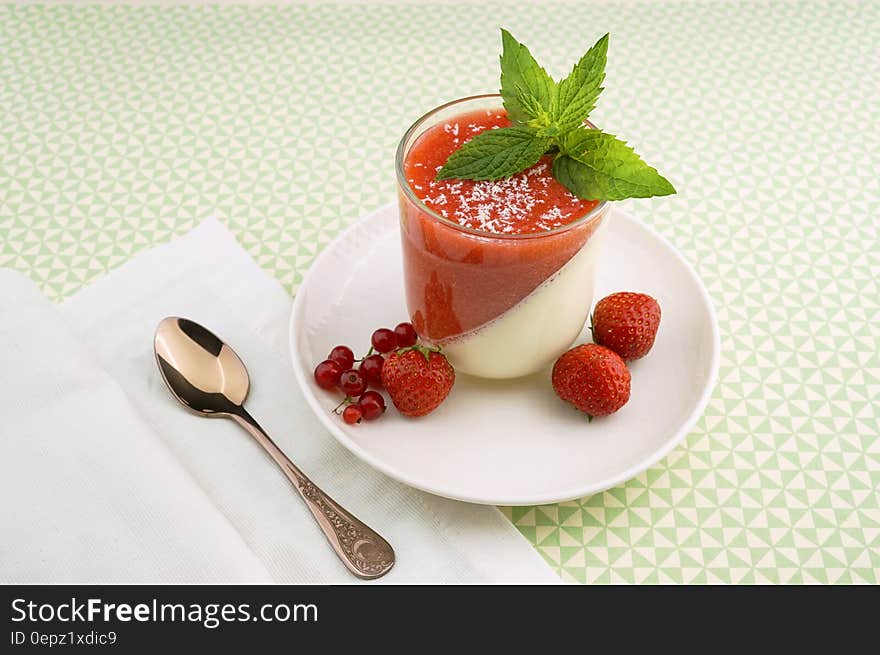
[396,343,441,361]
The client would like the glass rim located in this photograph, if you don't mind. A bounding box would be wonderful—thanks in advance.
[394,93,608,241]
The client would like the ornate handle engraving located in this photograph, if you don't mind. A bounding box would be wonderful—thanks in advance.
[299,479,395,577]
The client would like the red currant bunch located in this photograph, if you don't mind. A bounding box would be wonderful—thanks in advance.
[311,322,418,426]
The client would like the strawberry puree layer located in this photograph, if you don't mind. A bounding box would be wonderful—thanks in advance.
[399,108,604,344]
[404,110,599,235]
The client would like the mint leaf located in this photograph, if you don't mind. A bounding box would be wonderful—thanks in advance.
[554,129,676,200]
[437,127,551,181]
[553,33,608,132]
[499,29,555,125]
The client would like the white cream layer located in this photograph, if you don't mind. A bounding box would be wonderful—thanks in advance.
[441,220,607,379]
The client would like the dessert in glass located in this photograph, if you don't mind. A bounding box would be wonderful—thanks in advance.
[395,94,609,379]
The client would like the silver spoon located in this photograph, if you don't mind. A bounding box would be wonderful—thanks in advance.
[153,316,395,580]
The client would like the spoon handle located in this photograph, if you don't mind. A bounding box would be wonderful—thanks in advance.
[232,410,395,580]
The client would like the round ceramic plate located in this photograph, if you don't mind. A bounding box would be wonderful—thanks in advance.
[290,203,719,505]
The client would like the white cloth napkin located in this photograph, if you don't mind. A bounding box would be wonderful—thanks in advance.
[0,218,557,584]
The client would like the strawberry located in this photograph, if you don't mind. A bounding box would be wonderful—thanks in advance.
[591,292,661,360]
[552,344,630,419]
[381,345,455,417]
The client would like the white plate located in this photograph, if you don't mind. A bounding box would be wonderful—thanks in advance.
[290,203,719,505]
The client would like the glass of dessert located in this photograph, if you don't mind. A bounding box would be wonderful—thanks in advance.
[395,94,609,379]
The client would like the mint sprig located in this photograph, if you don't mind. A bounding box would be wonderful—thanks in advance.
[437,31,675,201]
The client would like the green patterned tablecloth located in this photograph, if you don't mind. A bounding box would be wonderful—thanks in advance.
[2,1,878,583]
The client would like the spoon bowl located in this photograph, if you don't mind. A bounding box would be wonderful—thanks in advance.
[153,316,395,579]
[154,317,250,415]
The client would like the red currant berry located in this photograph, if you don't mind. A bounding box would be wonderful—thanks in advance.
[342,404,363,425]
[328,345,355,370]
[314,359,342,390]
[359,354,385,385]
[371,328,398,353]
[358,390,386,420]
[393,322,418,348]
[339,369,367,396]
